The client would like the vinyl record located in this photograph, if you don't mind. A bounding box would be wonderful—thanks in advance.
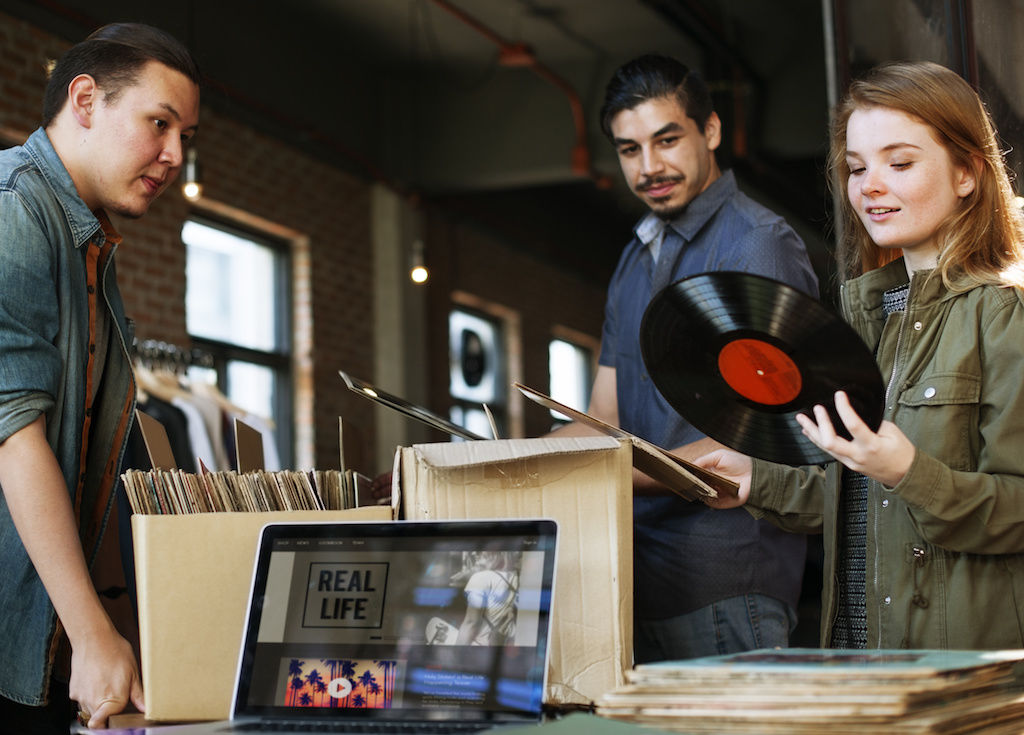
[640,271,885,465]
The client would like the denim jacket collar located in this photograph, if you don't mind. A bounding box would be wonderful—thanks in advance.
[23,127,103,249]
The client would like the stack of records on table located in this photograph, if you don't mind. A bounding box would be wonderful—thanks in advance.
[596,648,1024,734]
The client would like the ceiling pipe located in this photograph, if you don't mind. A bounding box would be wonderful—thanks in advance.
[427,0,609,186]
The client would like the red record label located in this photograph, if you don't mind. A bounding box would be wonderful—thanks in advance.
[717,338,802,405]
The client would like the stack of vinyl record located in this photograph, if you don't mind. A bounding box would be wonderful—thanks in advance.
[597,648,1024,734]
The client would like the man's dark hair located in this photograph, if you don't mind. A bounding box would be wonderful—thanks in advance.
[42,22,200,128]
[599,54,714,140]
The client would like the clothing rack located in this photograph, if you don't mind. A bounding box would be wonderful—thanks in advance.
[131,338,214,372]
[129,338,279,472]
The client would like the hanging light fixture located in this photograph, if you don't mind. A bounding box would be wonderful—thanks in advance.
[410,239,429,284]
[182,147,202,200]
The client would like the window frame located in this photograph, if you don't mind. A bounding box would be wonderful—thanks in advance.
[183,214,294,467]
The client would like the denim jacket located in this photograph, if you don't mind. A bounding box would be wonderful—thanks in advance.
[0,128,135,705]
[748,258,1024,649]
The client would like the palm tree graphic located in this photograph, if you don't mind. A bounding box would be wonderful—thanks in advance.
[373,659,397,708]
[358,669,378,706]
[367,679,382,707]
[287,659,305,706]
[340,660,357,707]
[305,668,324,707]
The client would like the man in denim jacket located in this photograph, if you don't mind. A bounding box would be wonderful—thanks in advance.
[0,23,199,732]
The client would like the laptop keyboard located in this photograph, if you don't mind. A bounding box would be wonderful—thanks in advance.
[232,720,500,733]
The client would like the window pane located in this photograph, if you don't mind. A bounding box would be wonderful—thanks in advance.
[450,405,496,441]
[186,364,218,387]
[449,310,502,404]
[227,361,275,421]
[183,217,293,468]
[548,339,591,421]
[183,220,279,351]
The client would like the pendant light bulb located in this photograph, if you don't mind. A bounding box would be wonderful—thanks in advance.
[183,147,202,200]
[410,239,429,284]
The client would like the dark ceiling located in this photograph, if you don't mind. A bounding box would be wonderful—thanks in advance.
[1,0,832,285]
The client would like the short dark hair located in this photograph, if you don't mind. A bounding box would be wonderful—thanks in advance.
[42,22,200,128]
[599,54,714,139]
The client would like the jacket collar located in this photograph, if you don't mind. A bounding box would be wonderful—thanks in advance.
[23,127,102,249]
[845,256,965,306]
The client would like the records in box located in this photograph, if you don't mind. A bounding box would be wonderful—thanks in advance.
[123,408,382,515]
[121,467,377,514]
[596,648,1024,734]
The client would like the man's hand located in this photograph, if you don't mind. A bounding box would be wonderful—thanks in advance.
[632,437,726,496]
[367,472,393,504]
[693,449,752,509]
[69,624,145,728]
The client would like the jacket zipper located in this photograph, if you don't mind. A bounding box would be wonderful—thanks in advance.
[877,277,915,647]
[883,284,912,411]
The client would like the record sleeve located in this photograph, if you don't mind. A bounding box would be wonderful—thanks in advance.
[339,370,487,441]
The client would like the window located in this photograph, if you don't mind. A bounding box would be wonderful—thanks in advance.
[548,338,593,424]
[449,308,505,439]
[183,218,292,467]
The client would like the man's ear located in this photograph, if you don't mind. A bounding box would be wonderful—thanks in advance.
[703,111,722,152]
[66,74,99,128]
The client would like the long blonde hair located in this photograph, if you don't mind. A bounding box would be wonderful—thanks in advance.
[828,61,1024,289]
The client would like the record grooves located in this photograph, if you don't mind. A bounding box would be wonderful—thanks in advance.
[640,272,884,465]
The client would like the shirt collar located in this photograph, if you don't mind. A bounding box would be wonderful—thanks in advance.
[633,169,737,245]
[94,210,123,249]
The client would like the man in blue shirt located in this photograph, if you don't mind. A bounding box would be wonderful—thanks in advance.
[0,23,199,731]
[557,55,818,663]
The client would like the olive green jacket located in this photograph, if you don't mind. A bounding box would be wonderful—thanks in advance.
[748,257,1024,649]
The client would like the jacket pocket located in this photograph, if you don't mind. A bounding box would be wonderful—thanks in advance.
[897,372,979,471]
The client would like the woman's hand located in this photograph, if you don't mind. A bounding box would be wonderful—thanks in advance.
[796,390,915,488]
[693,449,752,509]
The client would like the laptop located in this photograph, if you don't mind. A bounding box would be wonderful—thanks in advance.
[142,518,558,734]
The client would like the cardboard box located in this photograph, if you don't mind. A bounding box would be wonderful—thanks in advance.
[133,507,393,721]
[400,435,633,707]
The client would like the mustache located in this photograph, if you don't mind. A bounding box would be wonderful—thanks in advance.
[637,175,684,192]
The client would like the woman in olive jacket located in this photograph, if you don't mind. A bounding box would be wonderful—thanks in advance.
[698,60,1024,650]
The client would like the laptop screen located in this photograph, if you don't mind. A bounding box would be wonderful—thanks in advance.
[232,519,558,724]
